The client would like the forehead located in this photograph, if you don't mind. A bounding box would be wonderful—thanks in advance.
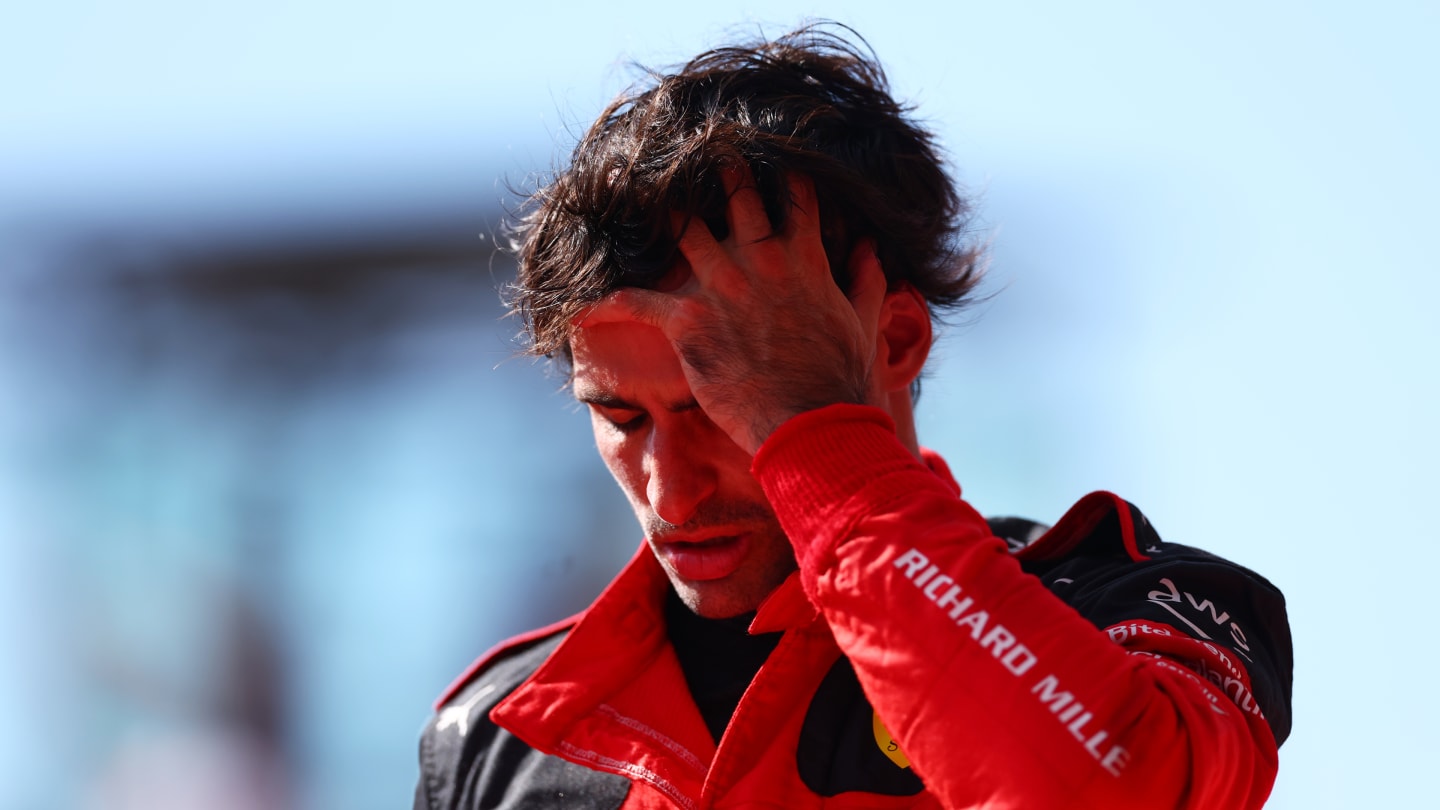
[569,320,689,402]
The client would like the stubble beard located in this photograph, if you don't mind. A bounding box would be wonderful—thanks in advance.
[644,503,797,619]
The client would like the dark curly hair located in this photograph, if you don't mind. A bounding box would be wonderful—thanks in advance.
[507,22,984,369]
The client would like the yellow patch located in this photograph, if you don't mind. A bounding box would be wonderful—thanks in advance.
[871,712,911,769]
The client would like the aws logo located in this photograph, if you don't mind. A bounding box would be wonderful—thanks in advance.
[1146,577,1252,662]
[871,712,911,769]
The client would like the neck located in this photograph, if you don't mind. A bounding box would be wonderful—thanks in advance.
[664,587,782,743]
[885,388,923,461]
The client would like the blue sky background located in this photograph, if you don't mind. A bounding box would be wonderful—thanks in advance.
[2,1,1436,807]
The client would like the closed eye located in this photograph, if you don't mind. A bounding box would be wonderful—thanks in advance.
[592,406,646,433]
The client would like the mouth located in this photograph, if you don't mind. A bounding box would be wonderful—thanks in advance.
[652,533,750,582]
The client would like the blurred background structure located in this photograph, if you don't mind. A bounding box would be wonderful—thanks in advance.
[1,2,1435,808]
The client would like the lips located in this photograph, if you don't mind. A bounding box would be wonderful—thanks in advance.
[653,533,750,582]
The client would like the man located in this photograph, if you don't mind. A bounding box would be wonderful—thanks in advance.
[415,25,1292,809]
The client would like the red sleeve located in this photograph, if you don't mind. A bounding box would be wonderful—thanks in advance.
[752,404,1281,809]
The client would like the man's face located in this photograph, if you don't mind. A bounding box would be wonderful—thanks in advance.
[570,319,796,619]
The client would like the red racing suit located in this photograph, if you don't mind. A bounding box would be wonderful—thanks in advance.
[415,405,1292,809]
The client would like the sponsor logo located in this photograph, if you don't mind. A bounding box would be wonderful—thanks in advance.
[1031,676,1131,776]
[436,683,496,737]
[892,547,1130,776]
[871,712,911,769]
[1146,578,1253,661]
[892,549,1038,677]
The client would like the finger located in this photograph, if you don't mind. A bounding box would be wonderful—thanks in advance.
[672,209,724,286]
[573,287,677,332]
[846,238,888,349]
[780,172,821,243]
[720,162,771,244]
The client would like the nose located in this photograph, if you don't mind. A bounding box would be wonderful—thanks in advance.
[644,425,717,526]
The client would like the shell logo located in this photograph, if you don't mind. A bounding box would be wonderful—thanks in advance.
[871,712,911,769]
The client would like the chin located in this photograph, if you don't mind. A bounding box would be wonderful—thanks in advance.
[672,581,770,619]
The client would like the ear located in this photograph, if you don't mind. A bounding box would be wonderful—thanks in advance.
[874,283,932,395]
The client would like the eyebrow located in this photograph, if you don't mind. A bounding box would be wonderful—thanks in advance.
[574,389,700,413]
[574,390,639,410]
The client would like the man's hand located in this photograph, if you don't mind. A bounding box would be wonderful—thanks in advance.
[577,166,889,455]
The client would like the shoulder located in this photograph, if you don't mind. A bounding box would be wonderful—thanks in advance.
[432,614,579,711]
[416,617,588,810]
[993,491,1294,745]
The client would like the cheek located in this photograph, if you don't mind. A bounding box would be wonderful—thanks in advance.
[591,425,648,507]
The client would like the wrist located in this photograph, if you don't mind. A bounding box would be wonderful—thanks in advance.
[742,386,872,455]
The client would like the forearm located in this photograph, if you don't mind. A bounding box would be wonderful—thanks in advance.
[753,404,1279,809]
